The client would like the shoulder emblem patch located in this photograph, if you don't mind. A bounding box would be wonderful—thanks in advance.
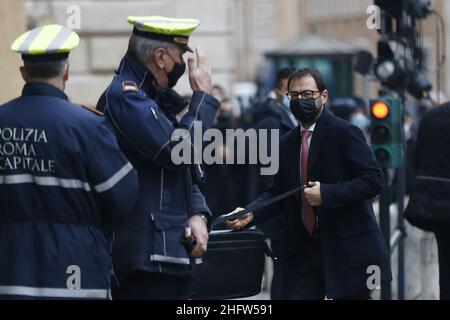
[80,105,104,116]
[122,80,139,93]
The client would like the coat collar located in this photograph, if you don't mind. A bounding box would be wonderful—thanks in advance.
[22,82,68,100]
[308,108,332,172]
[119,51,159,98]
[277,102,298,129]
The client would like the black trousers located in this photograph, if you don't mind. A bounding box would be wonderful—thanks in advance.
[112,271,192,300]
[284,233,326,300]
[281,228,371,300]
[435,228,450,300]
[270,258,284,299]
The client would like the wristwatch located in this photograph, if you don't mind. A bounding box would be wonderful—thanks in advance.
[196,213,208,224]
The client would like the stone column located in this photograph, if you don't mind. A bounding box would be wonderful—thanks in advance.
[0,0,26,104]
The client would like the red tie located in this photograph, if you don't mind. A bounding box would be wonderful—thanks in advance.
[301,130,315,235]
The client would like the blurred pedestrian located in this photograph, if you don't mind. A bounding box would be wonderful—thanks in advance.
[244,67,297,299]
[349,108,370,137]
[405,102,450,300]
[199,97,243,219]
[329,98,358,122]
[211,84,226,102]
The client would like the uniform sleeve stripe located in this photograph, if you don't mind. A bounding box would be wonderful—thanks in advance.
[0,286,108,299]
[0,174,91,191]
[150,254,190,265]
[94,162,134,193]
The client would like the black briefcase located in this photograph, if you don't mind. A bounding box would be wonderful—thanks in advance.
[190,228,272,300]
[189,187,302,299]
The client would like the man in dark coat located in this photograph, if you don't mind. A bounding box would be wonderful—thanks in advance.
[229,68,392,299]
[410,103,450,299]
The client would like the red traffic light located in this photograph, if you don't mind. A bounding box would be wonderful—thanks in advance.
[371,101,390,119]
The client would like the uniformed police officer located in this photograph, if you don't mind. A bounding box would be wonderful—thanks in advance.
[97,16,220,299]
[0,25,139,299]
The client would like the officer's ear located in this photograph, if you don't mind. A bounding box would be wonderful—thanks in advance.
[20,66,30,83]
[63,63,70,82]
[154,47,166,69]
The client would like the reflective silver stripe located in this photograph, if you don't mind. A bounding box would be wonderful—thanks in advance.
[150,254,190,265]
[153,140,170,162]
[197,163,204,179]
[0,174,91,191]
[160,168,164,209]
[139,71,148,89]
[195,258,203,265]
[94,162,133,193]
[188,94,206,131]
[136,18,198,24]
[46,27,73,53]
[210,229,233,235]
[163,231,167,256]
[417,175,450,183]
[18,27,43,52]
[0,286,108,299]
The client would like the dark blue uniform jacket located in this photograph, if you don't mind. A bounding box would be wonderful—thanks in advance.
[0,82,138,299]
[97,53,220,280]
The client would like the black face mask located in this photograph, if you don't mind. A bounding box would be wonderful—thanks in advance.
[167,58,186,88]
[217,111,235,127]
[290,98,322,124]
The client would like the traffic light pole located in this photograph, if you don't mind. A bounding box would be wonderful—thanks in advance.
[396,97,407,301]
[396,163,406,300]
[379,168,392,300]
[370,95,407,300]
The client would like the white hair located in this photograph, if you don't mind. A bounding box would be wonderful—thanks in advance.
[128,35,176,62]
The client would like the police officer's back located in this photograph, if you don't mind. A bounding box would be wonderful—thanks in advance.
[0,25,138,299]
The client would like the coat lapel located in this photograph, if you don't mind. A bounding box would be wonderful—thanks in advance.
[307,109,332,173]
[286,126,301,202]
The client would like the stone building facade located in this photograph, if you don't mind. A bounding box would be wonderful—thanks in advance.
[22,0,301,106]
[5,0,450,106]
[0,0,27,104]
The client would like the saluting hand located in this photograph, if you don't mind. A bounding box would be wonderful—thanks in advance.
[304,181,322,206]
[188,47,212,93]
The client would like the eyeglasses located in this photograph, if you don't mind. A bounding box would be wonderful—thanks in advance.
[286,90,322,101]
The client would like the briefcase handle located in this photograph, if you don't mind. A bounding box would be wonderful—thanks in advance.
[212,186,305,228]
[264,241,277,261]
